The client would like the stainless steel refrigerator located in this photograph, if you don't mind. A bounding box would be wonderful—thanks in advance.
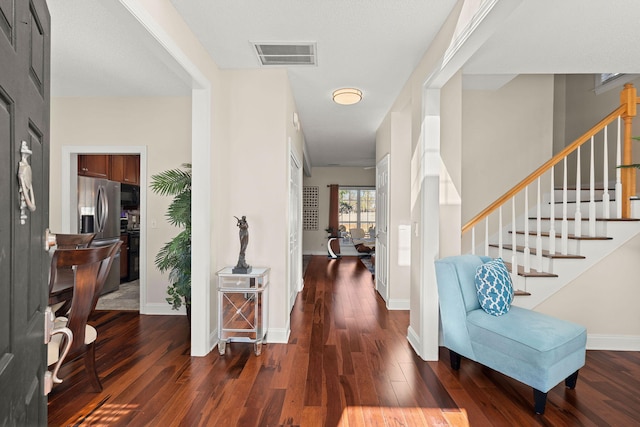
[77,176,121,294]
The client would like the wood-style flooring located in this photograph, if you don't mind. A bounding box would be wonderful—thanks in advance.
[48,255,640,426]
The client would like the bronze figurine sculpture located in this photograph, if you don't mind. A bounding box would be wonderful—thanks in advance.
[233,215,251,273]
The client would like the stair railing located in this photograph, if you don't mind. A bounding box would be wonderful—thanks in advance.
[463,83,639,276]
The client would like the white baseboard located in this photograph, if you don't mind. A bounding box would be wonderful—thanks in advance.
[209,330,219,355]
[587,334,640,351]
[407,325,422,358]
[140,302,186,316]
[387,299,410,310]
[267,327,290,344]
[305,250,328,256]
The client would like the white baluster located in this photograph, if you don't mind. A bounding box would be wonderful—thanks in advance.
[616,116,623,218]
[562,157,569,255]
[484,217,489,256]
[523,186,530,273]
[602,125,611,218]
[574,146,582,237]
[589,135,597,236]
[511,198,518,276]
[471,227,476,255]
[549,166,556,254]
[536,178,543,272]
[498,206,503,260]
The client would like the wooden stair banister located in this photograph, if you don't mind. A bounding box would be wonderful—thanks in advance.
[621,83,638,216]
[463,105,626,235]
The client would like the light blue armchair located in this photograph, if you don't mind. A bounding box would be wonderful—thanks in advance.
[434,254,587,414]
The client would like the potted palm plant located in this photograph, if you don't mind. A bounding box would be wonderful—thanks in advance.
[150,163,192,320]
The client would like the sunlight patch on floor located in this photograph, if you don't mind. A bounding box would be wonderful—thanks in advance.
[78,403,140,425]
[338,406,469,426]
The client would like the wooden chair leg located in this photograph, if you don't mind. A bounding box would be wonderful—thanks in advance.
[565,370,579,389]
[533,388,547,414]
[449,350,461,370]
[84,343,102,392]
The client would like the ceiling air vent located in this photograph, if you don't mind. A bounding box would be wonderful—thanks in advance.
[253,43,316,66]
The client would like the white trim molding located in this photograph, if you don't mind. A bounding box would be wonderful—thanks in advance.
[267,327,291,344]
[143,303,187,316]
[587,334,640,351]
[387,299,410,310]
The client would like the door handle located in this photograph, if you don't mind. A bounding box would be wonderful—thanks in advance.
[43,307,73,395]
[17,141,36,225]
[96,185,108,233]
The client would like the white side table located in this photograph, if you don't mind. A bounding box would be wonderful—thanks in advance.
[216,267,269,356]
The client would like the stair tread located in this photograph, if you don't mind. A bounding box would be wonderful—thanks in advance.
[532,217,640,222]
[512,230,613,240]
[490,244,584,259]
[554,186,613,190]
[501,260,558,278]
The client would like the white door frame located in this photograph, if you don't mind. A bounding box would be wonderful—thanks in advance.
[118,0,213,356]
[288,141,303,313]
[375,154,390,303]
[61,146,148,312]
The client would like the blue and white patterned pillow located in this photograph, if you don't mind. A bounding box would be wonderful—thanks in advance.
[474,258,514,316]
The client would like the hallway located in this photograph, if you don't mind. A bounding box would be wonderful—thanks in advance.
[48,256,640,426]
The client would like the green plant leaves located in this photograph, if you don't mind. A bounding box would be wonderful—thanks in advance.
[150,163,192,310]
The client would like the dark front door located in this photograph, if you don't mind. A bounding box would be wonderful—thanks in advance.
[0,0,51,424]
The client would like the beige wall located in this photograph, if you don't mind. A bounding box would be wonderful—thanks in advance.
[537,235,640,340]
[555,74,640,188]
[376,104,412,306]
[302,167,375,255]
[461,74,555,224]
[50,96,192,307]
[220,68,303,339]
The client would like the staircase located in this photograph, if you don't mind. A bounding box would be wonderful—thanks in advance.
[462,84,640,310]
[483,191,640,308]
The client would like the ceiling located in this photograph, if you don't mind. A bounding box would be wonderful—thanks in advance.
[48,0,640,168]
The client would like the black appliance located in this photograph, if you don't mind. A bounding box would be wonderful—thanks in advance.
[121,183,140,208]
[127,230,140,282]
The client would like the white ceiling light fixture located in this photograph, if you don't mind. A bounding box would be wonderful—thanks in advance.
[332,88,362,105]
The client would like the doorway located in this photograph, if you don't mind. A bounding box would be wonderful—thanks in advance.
[61,146,147,313]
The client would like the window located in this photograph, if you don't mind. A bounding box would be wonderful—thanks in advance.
[600,73,622,84]
[338,187,376,235]
[594,73,637,95]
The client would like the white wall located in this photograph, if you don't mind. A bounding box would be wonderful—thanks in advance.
[376,0,464,360]
[220,69,303,342]
[302,167,375,255]
[376,104,412,307]
[50,96,191,309]
[439,72,463,259]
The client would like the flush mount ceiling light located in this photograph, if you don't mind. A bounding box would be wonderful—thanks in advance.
[332,88,362,105]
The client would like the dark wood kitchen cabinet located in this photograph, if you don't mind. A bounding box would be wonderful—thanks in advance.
[111,155,140,185]
[78,154,110,178]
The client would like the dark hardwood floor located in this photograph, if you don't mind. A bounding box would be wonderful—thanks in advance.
[48,256,640,426]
